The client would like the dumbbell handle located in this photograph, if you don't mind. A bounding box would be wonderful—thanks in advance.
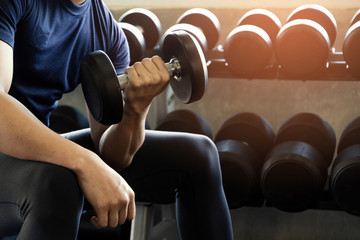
[118,58,181,90]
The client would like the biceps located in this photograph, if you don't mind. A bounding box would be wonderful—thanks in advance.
[0,40,13,93]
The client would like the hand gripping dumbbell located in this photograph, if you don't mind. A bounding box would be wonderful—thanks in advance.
[79,30,207,125]
[275,4,337,76]
[118,8,162,64]
[223,9,282,76]
[343,10,360,77]
[214,112,275,208]
[261,112,336,212]
[156,109,212,139]
[330,116,360,216]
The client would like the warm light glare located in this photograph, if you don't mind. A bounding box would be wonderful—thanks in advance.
[103,0,359,8]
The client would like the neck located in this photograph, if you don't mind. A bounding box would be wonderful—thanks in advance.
[72,0,86,5]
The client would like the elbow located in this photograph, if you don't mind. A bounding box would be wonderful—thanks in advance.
[107,153,134,171]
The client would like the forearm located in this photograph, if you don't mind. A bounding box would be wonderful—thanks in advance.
[96,105,148,171]
[0,91,96,173]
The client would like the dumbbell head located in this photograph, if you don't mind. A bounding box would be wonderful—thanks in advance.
[215,112,275,159]
[163,23,208,53]
[350,9,360,27]
[276,4,336,76]
[237,9,282,43]
[261,113,336,212]
[224,9,281,76]
[80,30,207,125]
[118,22,146,65]
[330,144,360,216]
[343,21,360,77]
[214,112,275,208]
[118,8,161,49]
[337,116,360,154]
[261,141,325,212]
[286,4,337,46]
[156,109,212,139]
[176,8,221,50]
[274,112,336,164]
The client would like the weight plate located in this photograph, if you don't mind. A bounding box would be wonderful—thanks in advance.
[330,144,360,216]
[177,8,221,50]
[237,8,282,43]
[224,25,273,76]
[275,19,330,76]
[156,109,212,139]
[275,112,336,166]
[261,141,325,212]
[287,4,337,47]
[350,9,360,27]
[338,115,360,154]
[215,112,275,160]
[216,139,261,208]
[343,21,360,77]
[161,30,207,104]
[80,50,123,125]
[164,23,208,53]
[118,22,145,65]
[119,8,162,49]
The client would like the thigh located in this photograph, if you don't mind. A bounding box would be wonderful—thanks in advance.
[120,130,222,202]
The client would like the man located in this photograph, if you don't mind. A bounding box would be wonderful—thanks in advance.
[0,0,234,239]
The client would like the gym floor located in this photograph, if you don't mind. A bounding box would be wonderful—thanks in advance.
[60,5,360,240]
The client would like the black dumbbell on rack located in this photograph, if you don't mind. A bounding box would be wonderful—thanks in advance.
[156,109,212,138]
[79,30,207,125]
[275,4,337,77]
[330,116,360,216]
[161,8,221,57]
[214,112,275,208]
[118,8,162,64]
[343,9,360,77]
[223,9,282,77]
[261,112,336,212]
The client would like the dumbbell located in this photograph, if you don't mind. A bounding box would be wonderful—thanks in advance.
[223,9,282,76]
[261,112,336,212]
[156,109,212,139]
[275,4,337,76]
[343,10,360,77]
[79,30,207,125]
[118,8,161,64]
[176,8,221,51]
[330,116,360,215]
[214,112,275,208]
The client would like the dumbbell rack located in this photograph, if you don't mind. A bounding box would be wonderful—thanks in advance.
[206,47,359,81]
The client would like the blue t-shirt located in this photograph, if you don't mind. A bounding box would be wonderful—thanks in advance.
[0,0,130,125]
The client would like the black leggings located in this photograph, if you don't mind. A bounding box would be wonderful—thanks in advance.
[0,129,233,240]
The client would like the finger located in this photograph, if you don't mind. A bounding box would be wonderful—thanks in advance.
[127,196,136,220]
[92,209,108,228]
[108,209,119,228]
[118,204,129,225]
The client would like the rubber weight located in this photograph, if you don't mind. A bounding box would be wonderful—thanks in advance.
[343,21,360,77]
[261,112,336,212]
[215,112,275,208]
[176,8,221,50]
[156,109,212,139]
[224,9,281,76]
[118,8,162,49]
[275,4,336,76]
[117,22,146,65]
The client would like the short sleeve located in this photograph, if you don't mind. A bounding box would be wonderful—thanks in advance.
[0,0,28,48]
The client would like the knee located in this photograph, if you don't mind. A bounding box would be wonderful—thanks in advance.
[184,134,222,177]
